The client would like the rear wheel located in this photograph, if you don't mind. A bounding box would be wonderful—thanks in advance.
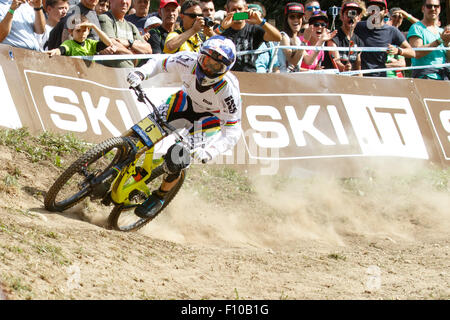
[44,137,130,212]
[107,166,186,232]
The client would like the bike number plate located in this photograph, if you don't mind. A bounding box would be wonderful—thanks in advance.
[132,115,164,148]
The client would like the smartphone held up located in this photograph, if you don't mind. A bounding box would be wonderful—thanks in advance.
[232,11,249,21]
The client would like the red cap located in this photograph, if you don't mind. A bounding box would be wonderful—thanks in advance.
[342,2,363,13]
[160,0,179,9]
[367,0,387,9]
[284,2,305,15]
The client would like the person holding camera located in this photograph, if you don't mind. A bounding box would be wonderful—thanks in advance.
[164,0,212,53]
[200,0,215,22]
[200,0,218,35]
[218,0,282,72]
[323,1,366,73]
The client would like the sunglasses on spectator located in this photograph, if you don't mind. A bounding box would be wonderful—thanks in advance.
[425,4,440,9]
[313,22,327,27]
[183,13,203,18]
[391,14,402,18]
[306,5,320,11]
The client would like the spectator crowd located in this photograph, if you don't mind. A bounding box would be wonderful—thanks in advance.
[0,0,449,80]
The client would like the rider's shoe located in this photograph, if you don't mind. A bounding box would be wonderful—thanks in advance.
[134,192,165,219]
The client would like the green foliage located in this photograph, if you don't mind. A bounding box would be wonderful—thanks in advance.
[3,174,18,187]
[34,243,71,265]
[0,128,88,164]
[0,127,30,146]
[327,252,347,261]
[4,275,32,294]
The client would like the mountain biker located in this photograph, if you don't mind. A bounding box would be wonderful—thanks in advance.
[127,35,241,219]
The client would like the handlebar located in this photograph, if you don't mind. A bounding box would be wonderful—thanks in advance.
[130,85,193,150]
[130,85,177,132]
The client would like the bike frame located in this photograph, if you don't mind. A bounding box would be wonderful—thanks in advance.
[109,137,164,206]
[107,86,191,207]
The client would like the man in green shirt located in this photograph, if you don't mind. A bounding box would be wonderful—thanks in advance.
[98,0,152,68]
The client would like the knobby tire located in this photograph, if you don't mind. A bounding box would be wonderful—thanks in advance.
[107,166,186,232]
[44,137,130,212]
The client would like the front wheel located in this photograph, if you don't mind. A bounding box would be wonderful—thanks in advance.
[44,137,130,212]
[107,166,186,232]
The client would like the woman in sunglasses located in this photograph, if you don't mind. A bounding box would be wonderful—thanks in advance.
[278,2,307,72]
[301,0,321,33]
[299,11,337,70]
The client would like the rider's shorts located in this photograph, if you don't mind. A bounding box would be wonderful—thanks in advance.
[157,90,221,147]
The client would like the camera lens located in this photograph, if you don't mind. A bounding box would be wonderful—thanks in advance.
[203,17,215,27]
[347,9,357,18]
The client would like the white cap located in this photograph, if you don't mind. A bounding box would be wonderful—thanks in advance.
[144,16,162,29]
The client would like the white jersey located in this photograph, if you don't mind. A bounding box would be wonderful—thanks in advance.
[137,52,242,160]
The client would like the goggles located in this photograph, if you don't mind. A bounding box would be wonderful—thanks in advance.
[198,52,227,77]
[202,48,232,66]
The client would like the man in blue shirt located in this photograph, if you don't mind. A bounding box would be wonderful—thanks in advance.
[354,0,415,77]
[220,0,282,72]
[125,0,155,35]
[407,0,450,80]
[0,0,46,51]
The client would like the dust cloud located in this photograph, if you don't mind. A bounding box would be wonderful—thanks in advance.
[141,161,450,249]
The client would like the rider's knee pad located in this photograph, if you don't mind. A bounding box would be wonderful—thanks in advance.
[163,143,190,175]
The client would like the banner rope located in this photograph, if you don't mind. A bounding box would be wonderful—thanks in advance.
[73,45,450,76]
[75,45,450,61]
[236,45,450,56]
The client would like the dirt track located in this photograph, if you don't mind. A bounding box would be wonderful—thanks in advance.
[0,144,449,300]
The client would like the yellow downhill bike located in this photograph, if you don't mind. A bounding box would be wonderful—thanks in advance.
[44,86,192,232]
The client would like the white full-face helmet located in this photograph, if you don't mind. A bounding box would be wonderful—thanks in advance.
[195,35,237,86]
